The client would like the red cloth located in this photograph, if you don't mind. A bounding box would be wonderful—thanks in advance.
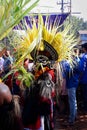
[25,116,41,129]
[48,69,55,82]
[4,74,12,90]
[14,71,21,86]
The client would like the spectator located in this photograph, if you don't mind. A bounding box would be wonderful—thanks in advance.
[0,82,23,130]
[59,60,69,115]
[23,58,34,73]
[79,43,87,112]
[3,50,13,74]
[0,56,4,77]
[63,54,82,126]
[0,47,6,78]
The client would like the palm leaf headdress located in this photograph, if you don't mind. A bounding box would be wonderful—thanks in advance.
[16,15,77,65]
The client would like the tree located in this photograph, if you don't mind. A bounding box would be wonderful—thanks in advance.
[64,15,87,37]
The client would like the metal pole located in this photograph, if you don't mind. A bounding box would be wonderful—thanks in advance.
[70,0,71,13]
[68,0,71,34]
[61,0,64,14]
[61,0,64,30]
[69,0,71,24]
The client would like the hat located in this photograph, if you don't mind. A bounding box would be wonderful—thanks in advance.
[31,40,58,62]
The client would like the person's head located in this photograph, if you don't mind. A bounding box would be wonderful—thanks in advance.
[0,83,23,130]
[81,43,87,53]
[23,58,29,70]
[73,47,80,57]
[5,50,10,57]
[0,47,6,57]
[0,83,12,105]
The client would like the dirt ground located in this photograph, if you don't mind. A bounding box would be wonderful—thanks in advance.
[54,109,87,130]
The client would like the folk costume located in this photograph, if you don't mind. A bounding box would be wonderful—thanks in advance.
[22,41,57,130]
[1,15,78,130]
[17,15,77,130]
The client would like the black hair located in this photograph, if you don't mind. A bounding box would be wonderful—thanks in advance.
[82,43,87,51]
[0,100,23,130]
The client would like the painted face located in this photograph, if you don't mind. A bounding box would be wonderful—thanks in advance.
[36,55,49,66]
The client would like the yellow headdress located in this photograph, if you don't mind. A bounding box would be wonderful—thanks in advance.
[15,15,77,65]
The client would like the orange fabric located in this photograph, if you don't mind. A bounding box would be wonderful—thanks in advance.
[35,67,50,79]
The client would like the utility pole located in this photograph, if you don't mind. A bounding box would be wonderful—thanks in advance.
[57,0,71,14]
[68,0,71,23]
[57,0,71,30]
[57,0,80,20]
[61,0,64,14]
[57,0,69,30]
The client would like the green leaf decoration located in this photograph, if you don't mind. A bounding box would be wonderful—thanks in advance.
[0,0,39,40]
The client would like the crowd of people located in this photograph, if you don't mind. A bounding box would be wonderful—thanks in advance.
[0,42,87,130]
[58,43,87,126]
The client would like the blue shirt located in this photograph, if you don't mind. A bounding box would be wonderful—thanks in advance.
[62,57,82,89]
[3,57,11,73]
[80,53,87,84]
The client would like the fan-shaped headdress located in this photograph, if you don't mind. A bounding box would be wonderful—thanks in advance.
[15,15,77,66]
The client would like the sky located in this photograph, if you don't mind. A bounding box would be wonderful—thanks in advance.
[72,0,87,21]
[31,0,87,21]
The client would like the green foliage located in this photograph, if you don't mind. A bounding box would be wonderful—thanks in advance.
[64,15,87,37]
[0,0,39,40]
[17,66,34,88]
